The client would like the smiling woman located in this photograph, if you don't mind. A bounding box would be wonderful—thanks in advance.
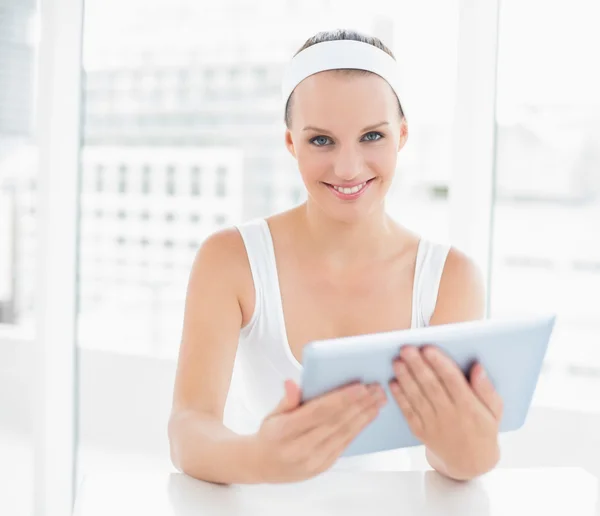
[168,28,499,485]
[283,31,407,221]
[285,69,405,219]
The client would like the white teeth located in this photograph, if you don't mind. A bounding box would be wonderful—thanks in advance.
[332,181,367,195]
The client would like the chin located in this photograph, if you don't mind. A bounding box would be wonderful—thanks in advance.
[314,197,384,225]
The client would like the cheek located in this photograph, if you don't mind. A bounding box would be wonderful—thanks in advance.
[296,148,331,180]
[364,146,398,177]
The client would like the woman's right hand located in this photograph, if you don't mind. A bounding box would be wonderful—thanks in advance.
[251,379,387,483]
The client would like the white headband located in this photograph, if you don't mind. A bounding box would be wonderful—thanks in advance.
[281,39,403,108]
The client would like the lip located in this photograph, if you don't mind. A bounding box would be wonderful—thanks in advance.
[323,178,375,200]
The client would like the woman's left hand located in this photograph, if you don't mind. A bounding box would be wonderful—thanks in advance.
[389,345,503,481]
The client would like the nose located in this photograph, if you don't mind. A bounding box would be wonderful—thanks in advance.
[332,144,364,183]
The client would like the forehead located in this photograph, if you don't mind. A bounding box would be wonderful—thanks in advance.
[291,70,398,129]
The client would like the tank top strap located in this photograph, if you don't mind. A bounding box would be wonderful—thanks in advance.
[235,218,291,364]
[411,239,451,328]
[236,218,271,330]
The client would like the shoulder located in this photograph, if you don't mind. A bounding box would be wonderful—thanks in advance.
[189,226,256,326]
[194,226,248,270]
[429,246,486,325]
[190,226,253,295]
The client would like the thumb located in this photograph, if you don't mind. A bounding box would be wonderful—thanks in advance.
[470,363,503,421]
[272,380,302,415]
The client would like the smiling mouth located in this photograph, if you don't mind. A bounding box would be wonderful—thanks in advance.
[323,178,376,197]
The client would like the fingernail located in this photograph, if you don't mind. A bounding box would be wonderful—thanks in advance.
[479,368,487,381]
[401,346,414,357]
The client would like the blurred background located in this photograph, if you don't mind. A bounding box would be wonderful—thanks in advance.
[0,0,599,514]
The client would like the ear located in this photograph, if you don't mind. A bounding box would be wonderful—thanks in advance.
[285,129,297,159]
[397,119,408,152]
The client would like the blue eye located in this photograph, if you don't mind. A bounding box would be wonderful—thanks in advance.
[309,132,383,146]
[362,132,383,141]
[310,135,332,147]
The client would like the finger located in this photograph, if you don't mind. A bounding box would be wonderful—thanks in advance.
[329,384,386,440]
[389,379,424,437]
[305,384,385,450]
[284,383,370,437]
[271,380,302,415]
[470,363,503,420]
[393,357,434,421]
[421,346,474,405]
[400,346,452,411]
[319,393,384,466]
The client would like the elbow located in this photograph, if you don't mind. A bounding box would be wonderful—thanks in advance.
[426,445,500,482]
[168,412,185,473]
[168,409,228,484]
[168,410,199,477]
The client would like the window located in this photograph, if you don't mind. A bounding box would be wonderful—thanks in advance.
[0,0,41,509]
[203,68,215,82]
[263,184,273,202]
[178,70,189,86]
[95,164,104,192]
[118,164,127,193]
[190,166,201,196]
[141,165,151,194]
[253,66,267,83]
[215,166,227,197]
[291,187,303,204]
[166,165,176,196]
[490,0,600,413]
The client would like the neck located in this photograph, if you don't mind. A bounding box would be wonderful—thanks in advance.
[297,200,398,268]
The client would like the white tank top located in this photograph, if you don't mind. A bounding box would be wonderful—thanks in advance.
[224,218,450,471]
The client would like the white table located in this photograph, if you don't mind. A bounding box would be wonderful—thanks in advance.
[73,468,599,515]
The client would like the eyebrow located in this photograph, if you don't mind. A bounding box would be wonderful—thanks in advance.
[302,121,390,133]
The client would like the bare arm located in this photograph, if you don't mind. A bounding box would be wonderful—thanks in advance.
[168,229,262,484]
[425,247,492,478]
[168,228,386,485]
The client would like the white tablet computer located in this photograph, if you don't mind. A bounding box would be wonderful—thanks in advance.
[301,314,556,457]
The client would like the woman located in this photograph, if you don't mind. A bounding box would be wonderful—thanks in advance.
[168,29,503,485]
